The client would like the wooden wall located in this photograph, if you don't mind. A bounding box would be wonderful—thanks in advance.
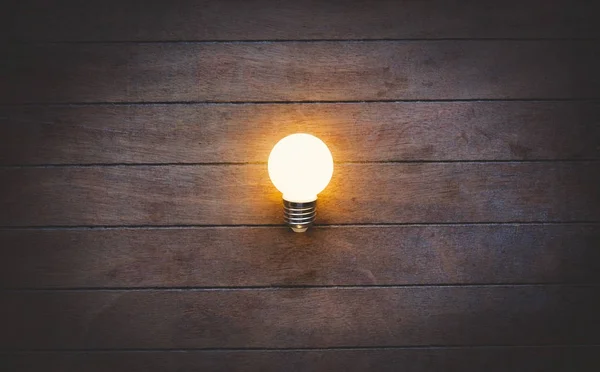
[1,1,599,371]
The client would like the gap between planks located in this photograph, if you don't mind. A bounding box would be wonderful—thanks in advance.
[1,98,599,107]
[3,344,600,353]
[1,159,599,168]
[6,38,600,45]
[1,221,599,230]
[2,283,599,292]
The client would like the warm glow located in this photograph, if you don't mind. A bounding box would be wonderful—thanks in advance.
[268,133,334,202]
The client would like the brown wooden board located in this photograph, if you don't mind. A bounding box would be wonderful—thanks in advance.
[2,286,598,349]
[2,0,599,368]
[1,102,599,165]
[1,225,598,288]
[3,0,599,41]
[2,41,599,103]
[2,347,599,372]
[1,163,598,226]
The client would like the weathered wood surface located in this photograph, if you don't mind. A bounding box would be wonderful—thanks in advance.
[2,286,598,349]
[1,163,597,226]
[3,0,599,41]
[1,1,598,369]
[1,102,599,165]
[2,347,599,372]
[1,225,598,288]
[2,41,599,103]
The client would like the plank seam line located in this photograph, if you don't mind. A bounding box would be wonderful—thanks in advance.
[1,98,599,106]
[2,283,599,292]
[6,38,600,44]
[1,222,599,230]
[2,344,599,353]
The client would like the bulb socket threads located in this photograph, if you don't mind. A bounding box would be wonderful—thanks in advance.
[283,199,316,233]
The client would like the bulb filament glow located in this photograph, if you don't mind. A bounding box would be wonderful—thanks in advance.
[268,133,334,232]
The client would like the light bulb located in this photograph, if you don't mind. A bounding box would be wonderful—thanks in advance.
[268,133,334,232]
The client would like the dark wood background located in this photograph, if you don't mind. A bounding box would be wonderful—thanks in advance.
[1,1,599,371]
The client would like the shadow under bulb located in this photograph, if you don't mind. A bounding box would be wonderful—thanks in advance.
[268,133,334,232]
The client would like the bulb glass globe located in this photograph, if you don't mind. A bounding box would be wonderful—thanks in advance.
[268,133,334,202]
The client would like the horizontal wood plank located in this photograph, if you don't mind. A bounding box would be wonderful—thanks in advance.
[2,41,599,103]
[1,102,599,165]
[3,0,599,41]
[3,0,598,364]
[1,286,598,349]
[0,163,598,226]
[1,225,598,288]
[2,347,599,372]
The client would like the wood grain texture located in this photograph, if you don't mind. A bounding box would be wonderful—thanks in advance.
[3,0,599,41]
[2,41,599,103]
[2,286,598,349]
[1,0,598,367]
[1,163,598,226]
[1,225,598,288]
[2,347,599,372]
[1,102,599,165]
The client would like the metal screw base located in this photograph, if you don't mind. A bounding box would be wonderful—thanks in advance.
[283,199,316,233]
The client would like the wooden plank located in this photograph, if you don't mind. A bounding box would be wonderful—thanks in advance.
[1,225,598,288]
[2,41,599,103]
[3,0,599,41]
[0,163,598,226]
[1,286,598,349]
[1,102,599,165]
[2,347,599,372]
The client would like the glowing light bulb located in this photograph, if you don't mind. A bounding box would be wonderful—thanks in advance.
[268,133,334,232]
